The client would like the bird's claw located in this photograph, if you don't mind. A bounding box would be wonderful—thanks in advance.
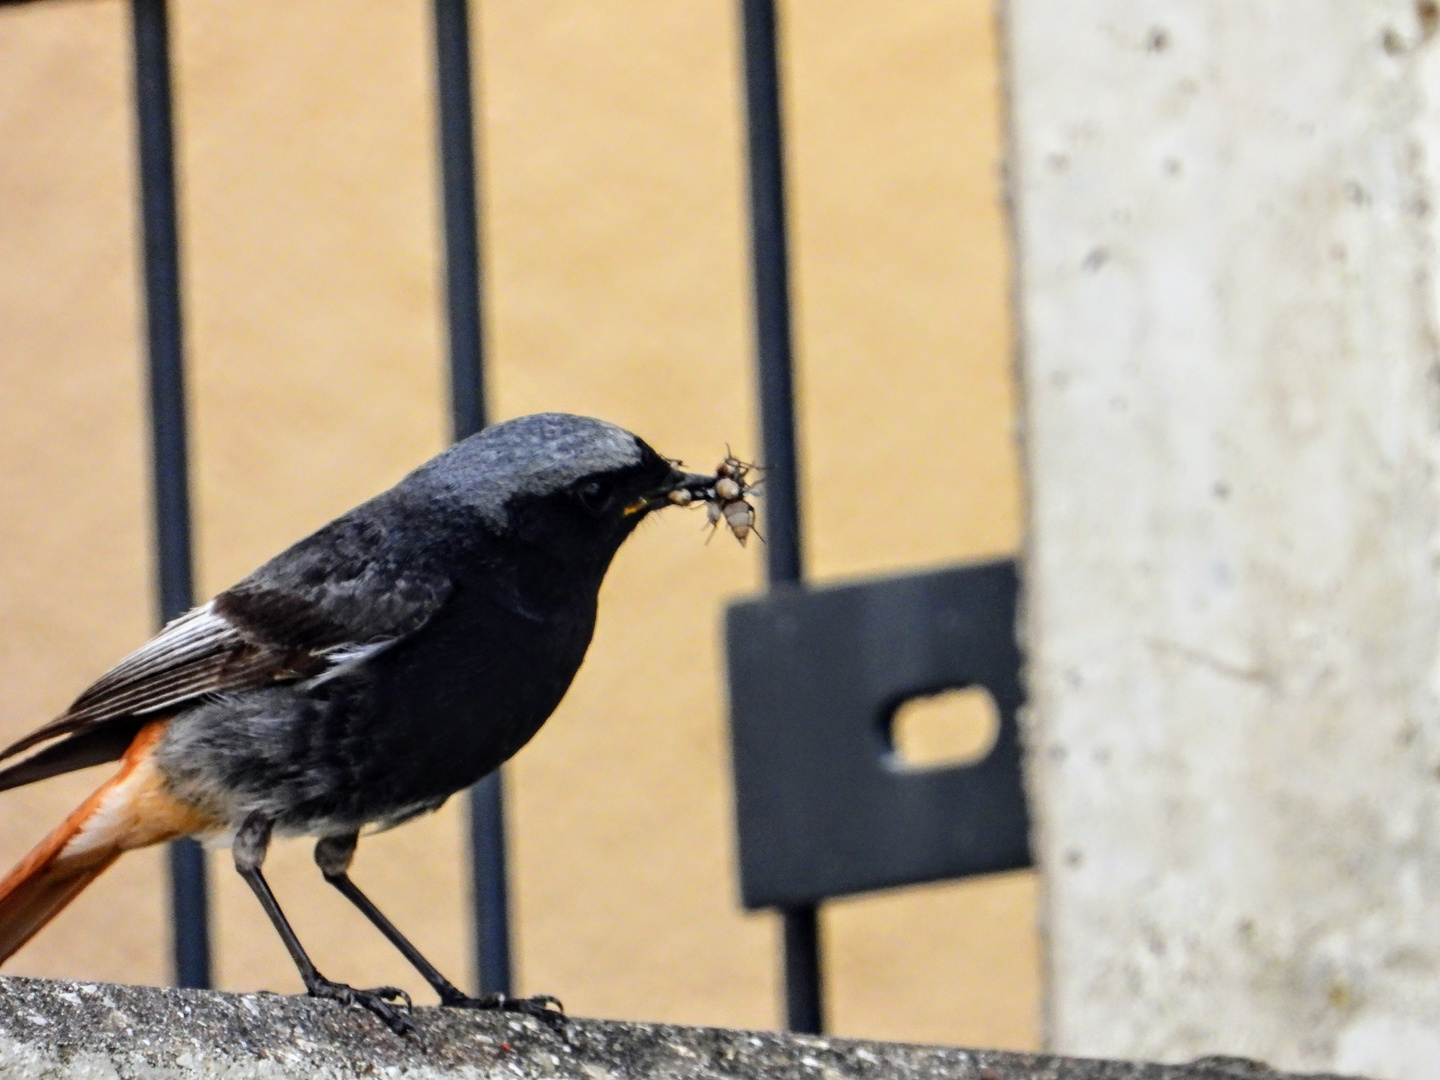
[308,977,415,1035]
[443,991,567,1028]
[507,993,565,1026]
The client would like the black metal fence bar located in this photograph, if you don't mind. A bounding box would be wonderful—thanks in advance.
[432,0,512,997]
[436,0,485,443]
[737,0,819,1034]
[131,0,211,991]
[780,905,821,1033]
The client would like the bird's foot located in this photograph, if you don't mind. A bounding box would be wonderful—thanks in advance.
[307,977,415,1035]
[441,990,567,1028]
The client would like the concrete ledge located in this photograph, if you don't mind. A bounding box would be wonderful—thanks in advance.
[0,976,1361,1079]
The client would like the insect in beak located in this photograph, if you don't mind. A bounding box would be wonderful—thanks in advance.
[656,454,762,546]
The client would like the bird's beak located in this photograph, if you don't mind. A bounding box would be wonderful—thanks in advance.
[623,466,716,516]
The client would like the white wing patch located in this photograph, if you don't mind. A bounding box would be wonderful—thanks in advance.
[68,602,238,720]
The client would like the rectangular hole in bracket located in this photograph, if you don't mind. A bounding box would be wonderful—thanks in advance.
[888,686,999,770]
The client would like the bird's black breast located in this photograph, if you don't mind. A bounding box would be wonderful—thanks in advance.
[377,577,593,789]
[302,546,599,826]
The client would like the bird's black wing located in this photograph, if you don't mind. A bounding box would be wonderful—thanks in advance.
[0,509,453,781]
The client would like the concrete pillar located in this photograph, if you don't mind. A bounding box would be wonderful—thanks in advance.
[1007,3,1440,1077]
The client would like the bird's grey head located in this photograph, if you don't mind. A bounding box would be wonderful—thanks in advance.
[425,413,641,509]
[405,413,705,553]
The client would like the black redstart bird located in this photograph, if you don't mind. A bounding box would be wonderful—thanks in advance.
[0,412,742,1033]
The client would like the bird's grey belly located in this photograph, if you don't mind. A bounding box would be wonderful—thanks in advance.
[152,612,593,835]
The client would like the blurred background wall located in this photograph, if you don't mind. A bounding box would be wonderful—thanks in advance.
[0,0,1031,1050]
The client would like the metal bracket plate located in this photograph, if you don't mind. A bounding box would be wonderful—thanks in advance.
[726,559,1031,909]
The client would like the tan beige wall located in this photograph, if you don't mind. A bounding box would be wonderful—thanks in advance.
[0,0,1034,1050]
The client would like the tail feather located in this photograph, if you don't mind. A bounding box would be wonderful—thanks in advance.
[0,720,145,795]
[0,720,217,965]
[0,845,119,963]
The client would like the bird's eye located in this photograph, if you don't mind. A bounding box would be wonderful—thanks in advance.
[575,479,613,515]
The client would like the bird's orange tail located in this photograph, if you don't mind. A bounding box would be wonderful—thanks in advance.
[0,720,217,964]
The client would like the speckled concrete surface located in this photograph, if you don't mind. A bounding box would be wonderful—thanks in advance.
[1008,2,1440,1076]
[0,976,1360,1079]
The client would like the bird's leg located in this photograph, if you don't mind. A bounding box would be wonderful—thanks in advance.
[232,813,414,1034]
[313,832,466,1002]
[314,832,564,1025]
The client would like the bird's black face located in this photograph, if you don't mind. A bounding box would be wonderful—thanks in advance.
[504,437,709,582]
